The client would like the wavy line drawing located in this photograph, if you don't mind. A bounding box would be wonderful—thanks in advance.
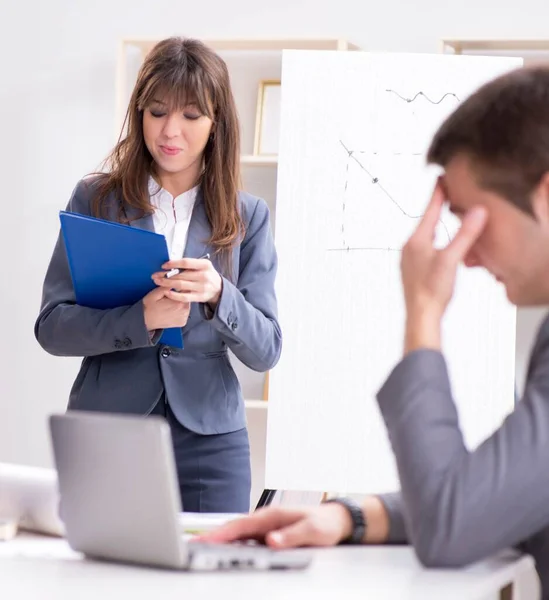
[331,140,450,253]
[385,89,460,104]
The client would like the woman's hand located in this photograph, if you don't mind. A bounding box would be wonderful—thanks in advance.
[142,286,191,331]
[152,258,223,307]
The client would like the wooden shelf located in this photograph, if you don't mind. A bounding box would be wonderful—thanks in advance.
[245,399,268,409]
[241,154,278,166]
[122,37,360,56]
[442,39,549,54]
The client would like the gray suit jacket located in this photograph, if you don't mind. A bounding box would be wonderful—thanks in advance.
[376,314,549,598]
[35,177,282,434]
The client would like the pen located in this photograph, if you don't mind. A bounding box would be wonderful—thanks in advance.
[164,253,210,279]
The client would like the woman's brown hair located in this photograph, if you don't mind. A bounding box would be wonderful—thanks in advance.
[92,36,244,276]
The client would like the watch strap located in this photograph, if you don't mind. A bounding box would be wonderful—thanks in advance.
[324,497,366,544]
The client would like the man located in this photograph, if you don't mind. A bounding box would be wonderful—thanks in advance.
[200,64,549,596]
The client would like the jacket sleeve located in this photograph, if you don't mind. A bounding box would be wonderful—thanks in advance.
[201,197,282,372]
[376,492,409,544]
[374,328,549,570]
[34,179,156,357]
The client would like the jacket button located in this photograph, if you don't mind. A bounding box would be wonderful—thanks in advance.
[114,339,123,349]
[231,322,238,331]
[161,348,171,358]
[123,337,132,348]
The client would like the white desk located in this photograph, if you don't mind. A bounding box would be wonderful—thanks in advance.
[0,534,535,600]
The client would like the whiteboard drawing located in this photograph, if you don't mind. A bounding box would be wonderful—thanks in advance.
[328,139,452,252]
[385,90,460,104]
[265,51,522,495]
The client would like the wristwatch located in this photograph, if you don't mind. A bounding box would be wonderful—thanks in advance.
[324,497,366,544]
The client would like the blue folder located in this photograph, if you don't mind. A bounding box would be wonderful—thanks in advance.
[59,211,183,348]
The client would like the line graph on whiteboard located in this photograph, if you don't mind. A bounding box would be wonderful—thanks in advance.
[326,88,460,253]
[385,89,460,105]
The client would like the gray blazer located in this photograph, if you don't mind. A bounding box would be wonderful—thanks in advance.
[376,314,549,598]
[35,178,282,435]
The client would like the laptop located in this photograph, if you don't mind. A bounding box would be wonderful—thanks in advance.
[48,411,312,571]
[0,462,65,537]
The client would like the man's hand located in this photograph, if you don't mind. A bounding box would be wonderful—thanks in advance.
[152,258,223,308]
[142,286,191,331]
[197,504,353,549]
[196,497,390,549]
[401,180,487,353]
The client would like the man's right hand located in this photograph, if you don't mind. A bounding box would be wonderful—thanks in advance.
[197,496,390,549]
[196,504,353,549]
[143,287,191,331]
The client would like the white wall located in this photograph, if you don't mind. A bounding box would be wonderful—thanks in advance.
[1,0,549,469]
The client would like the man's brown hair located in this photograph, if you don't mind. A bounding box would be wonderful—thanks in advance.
[427,64,549,215]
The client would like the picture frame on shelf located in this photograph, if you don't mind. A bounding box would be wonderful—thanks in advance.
[253,79,281,156]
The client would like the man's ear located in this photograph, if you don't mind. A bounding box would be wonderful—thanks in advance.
[531,172,549,226]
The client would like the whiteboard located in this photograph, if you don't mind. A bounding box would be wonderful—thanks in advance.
[265,51,522,495]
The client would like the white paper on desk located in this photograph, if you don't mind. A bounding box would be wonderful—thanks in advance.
[265,50,520,495]
[0,535,79,560]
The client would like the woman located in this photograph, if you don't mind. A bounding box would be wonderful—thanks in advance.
[34,37,281,513]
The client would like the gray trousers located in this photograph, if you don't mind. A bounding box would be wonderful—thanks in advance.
[150,396,251,513]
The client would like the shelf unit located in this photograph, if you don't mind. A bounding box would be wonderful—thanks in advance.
[244,399,268,410]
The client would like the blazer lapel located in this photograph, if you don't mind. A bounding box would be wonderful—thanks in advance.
[182,190,212,260]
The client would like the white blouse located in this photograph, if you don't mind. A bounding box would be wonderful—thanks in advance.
[148,177,198,259]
